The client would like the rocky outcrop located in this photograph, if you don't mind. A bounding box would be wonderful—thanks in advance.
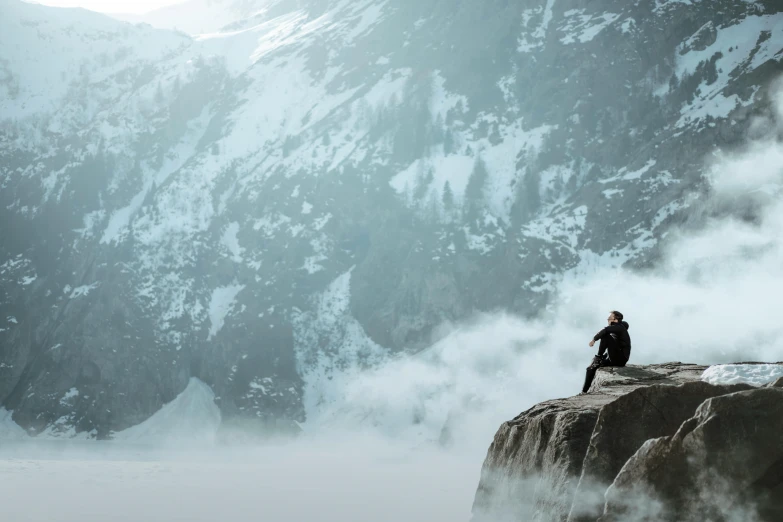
[471,363,783,522]
[602,380,783,522]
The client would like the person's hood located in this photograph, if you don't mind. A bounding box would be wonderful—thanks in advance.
[621,321,629,330]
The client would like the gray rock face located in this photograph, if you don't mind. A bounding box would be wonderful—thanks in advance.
[602,386,783,522]
[2,0,783,435]
[471,363,782,522]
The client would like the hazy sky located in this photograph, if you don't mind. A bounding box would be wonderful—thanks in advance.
[33,0,186,14]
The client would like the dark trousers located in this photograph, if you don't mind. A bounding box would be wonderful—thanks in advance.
[582,336,628,393]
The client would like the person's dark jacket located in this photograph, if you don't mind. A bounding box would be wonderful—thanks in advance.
[593,321,631,361]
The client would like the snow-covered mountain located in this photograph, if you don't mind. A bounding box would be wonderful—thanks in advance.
[1,0,782,438]
[113,0,287,35]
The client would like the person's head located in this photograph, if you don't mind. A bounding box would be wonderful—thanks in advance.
[608,311,623,324]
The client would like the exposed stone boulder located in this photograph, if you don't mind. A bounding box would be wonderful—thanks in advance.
[471,362,781,522]
[602,386,783,522]
[472,395,603,522]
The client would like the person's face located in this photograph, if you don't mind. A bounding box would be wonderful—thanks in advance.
[607,313,616,324]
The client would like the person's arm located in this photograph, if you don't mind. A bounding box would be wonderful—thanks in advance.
[593,323,623,341]
[589,323,622,349]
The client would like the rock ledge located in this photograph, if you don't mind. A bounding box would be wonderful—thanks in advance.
[471,362,783,522]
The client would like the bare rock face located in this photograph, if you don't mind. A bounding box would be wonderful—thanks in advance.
[471,362,783,522]
[602,386,783,522]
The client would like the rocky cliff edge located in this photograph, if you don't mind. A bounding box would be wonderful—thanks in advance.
[471,362,783,522]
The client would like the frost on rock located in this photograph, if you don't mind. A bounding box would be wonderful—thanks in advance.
[701,364,783,387]
[113,378,221,445]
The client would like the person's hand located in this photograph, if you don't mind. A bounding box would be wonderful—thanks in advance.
[589,340,595,347]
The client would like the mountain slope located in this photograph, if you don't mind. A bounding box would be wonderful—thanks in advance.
[1,0,782,437]
[113,0,287,35]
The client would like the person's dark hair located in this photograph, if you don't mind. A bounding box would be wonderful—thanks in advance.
[610,310,624,321]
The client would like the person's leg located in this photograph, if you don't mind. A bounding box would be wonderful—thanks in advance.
[583,334,626,394]
[582,365,598,393]
[582,354,607,393]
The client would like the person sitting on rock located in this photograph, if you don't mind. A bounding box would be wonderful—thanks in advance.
[582,311,631,393]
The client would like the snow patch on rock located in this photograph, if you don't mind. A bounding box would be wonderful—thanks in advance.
[113,378,221,445]
[69,283,100,299]
[560,11,620,44]
[221,222,244,263]
[701,363,783,386]
[208,284,245,339]
[294,270,389,427]
[521,205,588,250]
[60,388,79,405]
[390,121,554,222]
[0,408,27,440]
[675,14,783,128]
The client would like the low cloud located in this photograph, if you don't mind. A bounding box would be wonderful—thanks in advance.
[295,79,783,519]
